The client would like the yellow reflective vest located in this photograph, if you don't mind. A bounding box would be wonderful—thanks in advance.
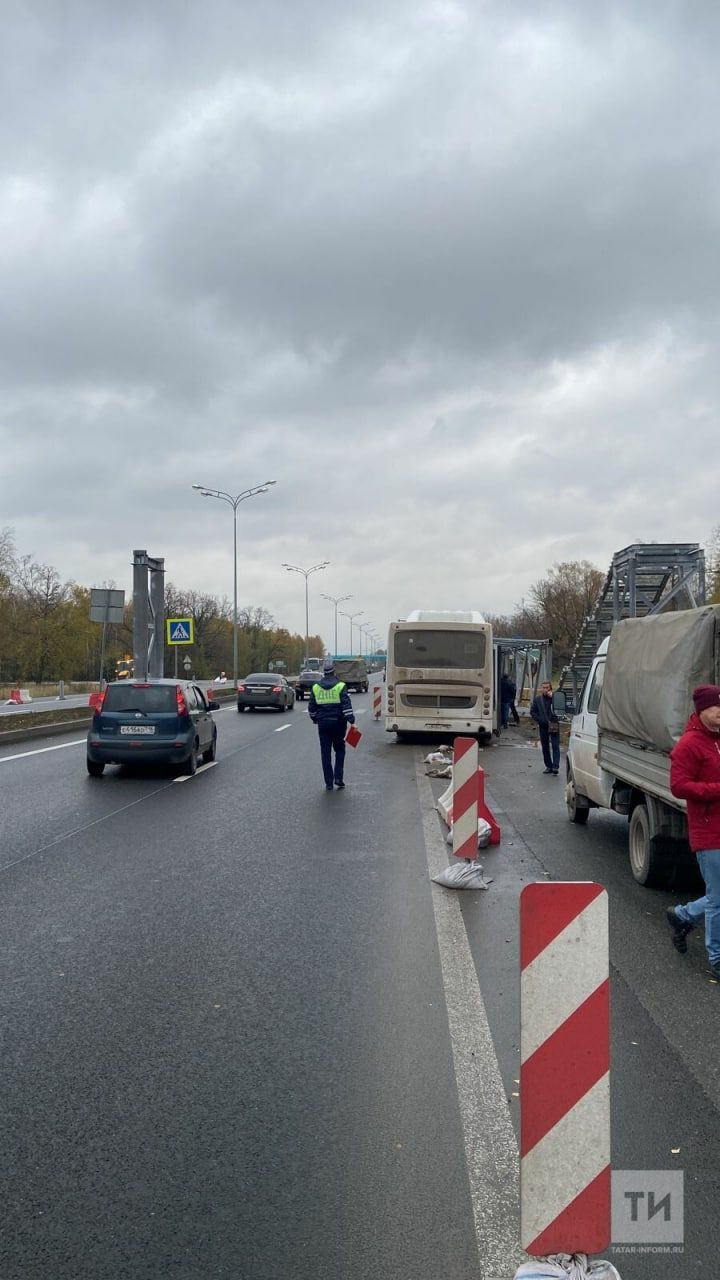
[312,681,345,704]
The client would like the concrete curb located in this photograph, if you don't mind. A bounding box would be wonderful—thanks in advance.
[0,715,93,746]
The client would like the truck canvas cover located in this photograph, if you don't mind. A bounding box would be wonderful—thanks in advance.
[597,605,720,753]
[334,659,367,683]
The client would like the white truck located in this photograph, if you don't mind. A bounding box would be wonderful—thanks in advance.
[564,604,720,886]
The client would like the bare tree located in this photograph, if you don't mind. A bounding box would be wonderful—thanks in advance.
[708,525,720,604]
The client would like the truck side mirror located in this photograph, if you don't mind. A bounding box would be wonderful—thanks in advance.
[552,690,567,716]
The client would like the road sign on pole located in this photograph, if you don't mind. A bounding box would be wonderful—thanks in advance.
[90,588,126,687]
[166,618,194,645]
[89,588,125,624]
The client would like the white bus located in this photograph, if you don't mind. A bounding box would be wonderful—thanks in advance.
[385,611,494,741]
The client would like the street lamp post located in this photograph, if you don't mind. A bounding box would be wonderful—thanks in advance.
[340,609,364,654]
[282,562,329,664]
[192,480,276,688]
[321,593,351,658]
[360,624,374,657]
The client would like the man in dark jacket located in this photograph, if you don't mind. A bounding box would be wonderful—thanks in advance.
[530,680,560,774]
[667,684,720,978]
[500,671,520,728]
[308,657,356,790]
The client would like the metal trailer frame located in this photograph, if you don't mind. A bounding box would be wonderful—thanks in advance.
[561,542,706,705]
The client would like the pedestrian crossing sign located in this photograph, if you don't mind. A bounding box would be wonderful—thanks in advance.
[166,617,194,645]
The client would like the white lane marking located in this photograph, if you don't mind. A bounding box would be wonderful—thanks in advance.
[0,739,86,764]
[415,756,525,1275]
[274,723,292,733]
[173,761,218,783]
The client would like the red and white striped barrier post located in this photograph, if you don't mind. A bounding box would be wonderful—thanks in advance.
[372,684,382,720]
[452,736,480,861]
[520,883,610,1257]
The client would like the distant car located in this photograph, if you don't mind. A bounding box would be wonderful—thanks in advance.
[86,679,219,777]
[294,668,322,701]
[237,673,295,712]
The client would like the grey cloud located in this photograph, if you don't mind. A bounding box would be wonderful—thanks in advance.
[2,0,720,636]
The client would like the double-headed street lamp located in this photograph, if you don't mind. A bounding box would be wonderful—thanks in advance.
[321,593,351,658]
[359,623,375,657]
[282,562,329,664]
[340,609,364,655]
[192,480,276,688]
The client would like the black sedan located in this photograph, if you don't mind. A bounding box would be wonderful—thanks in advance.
[237,673,295,713]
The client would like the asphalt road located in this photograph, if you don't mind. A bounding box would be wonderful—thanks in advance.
[0,706,716,1278]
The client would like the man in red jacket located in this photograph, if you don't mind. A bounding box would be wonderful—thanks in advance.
[667,684,720,978]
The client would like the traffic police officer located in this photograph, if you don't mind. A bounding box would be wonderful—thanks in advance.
[308,657,356,790]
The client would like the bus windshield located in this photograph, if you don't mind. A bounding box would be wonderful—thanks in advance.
[393,629,486,670]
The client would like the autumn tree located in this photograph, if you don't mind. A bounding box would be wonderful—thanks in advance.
[14,556,73,681]
[528,560,605,661]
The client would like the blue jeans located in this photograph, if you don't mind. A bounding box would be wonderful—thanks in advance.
[675,849,720,965]
[318,722,346,786]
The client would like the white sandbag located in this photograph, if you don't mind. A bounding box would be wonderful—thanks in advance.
[445,817,492,848]
[432,862,491,890]
[426,763,452,778]
[437,781,453,825]
[514,1254,621,1279]
[424,751,452,765]
[477,817,492,848]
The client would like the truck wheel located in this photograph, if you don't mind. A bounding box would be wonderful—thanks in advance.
[628,803,664,887]
[566,769,589,824]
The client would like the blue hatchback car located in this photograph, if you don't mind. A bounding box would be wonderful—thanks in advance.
[86,679,219,777]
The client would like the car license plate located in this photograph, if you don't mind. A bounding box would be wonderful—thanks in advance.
[120,725,155,735]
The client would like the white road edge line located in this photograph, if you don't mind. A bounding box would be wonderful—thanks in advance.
[0,739,86,764]
[415,755,525,1277]
[274,723,292,733]
[173,761,218,783]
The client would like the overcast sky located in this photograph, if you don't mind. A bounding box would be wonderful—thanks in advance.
[2,0,718,649]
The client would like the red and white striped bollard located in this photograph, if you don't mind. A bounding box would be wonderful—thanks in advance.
[520,882,610,1256]
[373,684,382,720]
[452,736,480,861]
